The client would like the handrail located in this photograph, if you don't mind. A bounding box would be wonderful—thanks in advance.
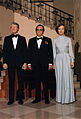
[42,2,73,17]
[0,0,74,38]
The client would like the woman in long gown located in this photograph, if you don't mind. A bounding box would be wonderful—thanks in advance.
[53,24,75,104]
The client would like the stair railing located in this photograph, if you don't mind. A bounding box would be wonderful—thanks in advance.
[0,0,74,38]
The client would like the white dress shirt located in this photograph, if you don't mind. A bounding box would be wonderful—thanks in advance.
[12,36,18,49]
[37,36,43,49]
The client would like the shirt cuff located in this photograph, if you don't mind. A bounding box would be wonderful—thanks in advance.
[71,58,74,63]
[49,64,52,65]
[28,64,31,65]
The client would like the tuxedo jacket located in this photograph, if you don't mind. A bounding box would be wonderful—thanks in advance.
[28,36,53,68]
[3,34,27,67]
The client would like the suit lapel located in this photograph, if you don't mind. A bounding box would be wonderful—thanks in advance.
[10,35,14,49]
[16,35,20,49]
[34,37,38,49]
[40,36,45,49]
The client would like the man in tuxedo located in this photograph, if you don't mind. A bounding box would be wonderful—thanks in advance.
[28,24,53,104]
[3,22,27,105]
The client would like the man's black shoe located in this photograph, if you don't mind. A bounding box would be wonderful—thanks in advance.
[45,100,50,104]
[18,100,23,105]
[31,99,41,104]
[7,101,14,105]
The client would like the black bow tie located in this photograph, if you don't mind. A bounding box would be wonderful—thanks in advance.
[12,34,18,38]
[36,37,42,40]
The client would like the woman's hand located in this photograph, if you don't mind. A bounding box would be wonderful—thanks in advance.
[71,62,74,68]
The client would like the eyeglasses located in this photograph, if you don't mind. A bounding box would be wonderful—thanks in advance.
[36,29,43,31]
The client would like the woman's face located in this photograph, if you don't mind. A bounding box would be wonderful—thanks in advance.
[58,25,65,35]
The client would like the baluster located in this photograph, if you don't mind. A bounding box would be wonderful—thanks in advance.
[45,4,47,24]
[52,9,58,27]
[34,2,36,16]
[48,6,50,23]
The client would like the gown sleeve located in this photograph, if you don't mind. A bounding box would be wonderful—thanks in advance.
[53,39,56,64]
[68,38,74,62]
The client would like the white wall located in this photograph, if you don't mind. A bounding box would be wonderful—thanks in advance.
[0,6,14,38]
[53,0,73,15]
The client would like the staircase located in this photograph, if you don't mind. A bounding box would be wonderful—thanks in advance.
[0,0,74,38]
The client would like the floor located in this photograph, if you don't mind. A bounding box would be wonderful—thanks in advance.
[0,97,81,119]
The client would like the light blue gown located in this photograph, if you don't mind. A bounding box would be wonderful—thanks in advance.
[53,35,75,104]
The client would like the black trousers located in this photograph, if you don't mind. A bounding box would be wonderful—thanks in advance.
[48,69,56,99]
[33,65,49,101]
[8,66,24,102]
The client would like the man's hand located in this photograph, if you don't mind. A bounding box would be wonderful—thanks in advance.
[48,65,53,70]
[28,65,32,70]
[22,63,27,70]
[3,63,8,70]
[52,64,55,69]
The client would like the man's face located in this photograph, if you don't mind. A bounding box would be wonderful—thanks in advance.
[36,26,44,37]
[11,24,18,34]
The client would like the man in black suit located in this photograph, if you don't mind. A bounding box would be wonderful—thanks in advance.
[28,24,53,104]
[3,22,27,105]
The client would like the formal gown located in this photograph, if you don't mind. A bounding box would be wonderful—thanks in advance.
[53,35,75,104]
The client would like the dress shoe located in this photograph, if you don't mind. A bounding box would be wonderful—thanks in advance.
[7,101,14,105]
[31,99,41,104]
[18,100,23,105]
[45,100,50,104]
